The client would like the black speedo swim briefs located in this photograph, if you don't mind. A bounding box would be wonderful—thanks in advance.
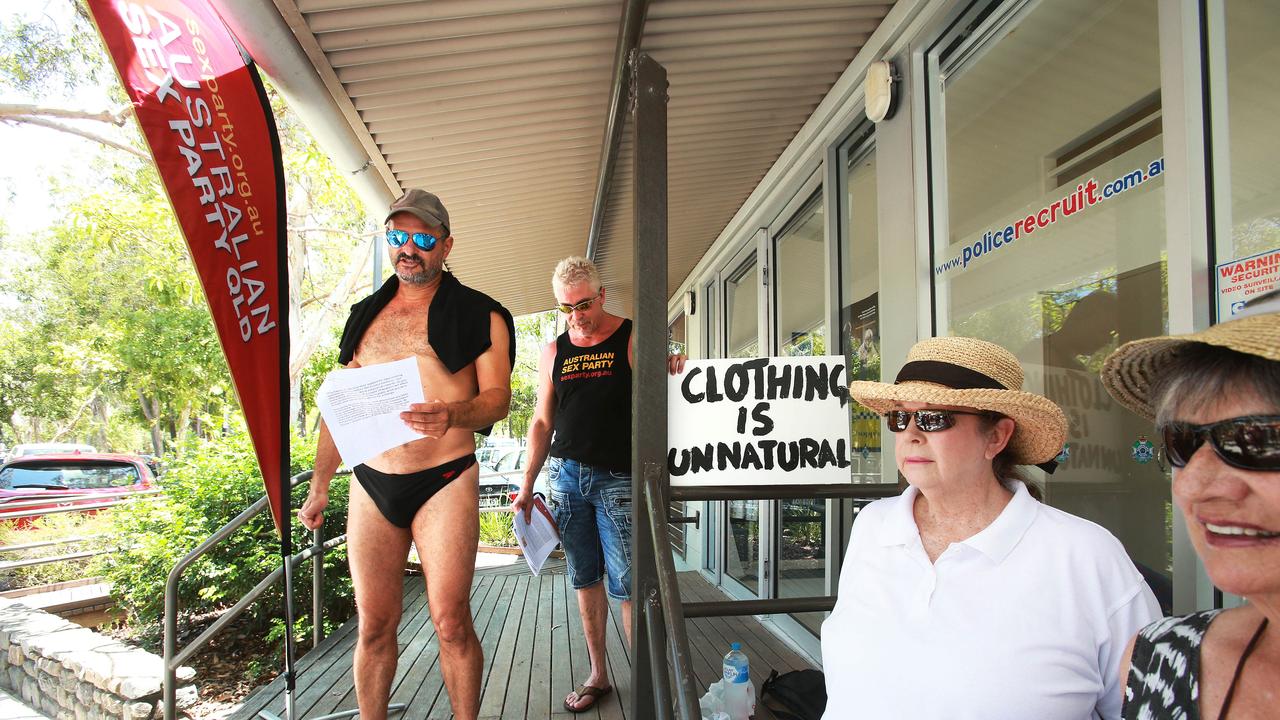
[352,453,477,528]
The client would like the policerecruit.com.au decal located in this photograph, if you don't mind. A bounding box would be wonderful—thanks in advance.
[934,157,1164,278]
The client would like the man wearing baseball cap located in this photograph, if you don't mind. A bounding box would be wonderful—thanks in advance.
[299,189,515,720]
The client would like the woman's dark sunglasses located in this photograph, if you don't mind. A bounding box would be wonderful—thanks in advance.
[885,409,989,433]
[1160,415,1280,471]
[386,229,441,251]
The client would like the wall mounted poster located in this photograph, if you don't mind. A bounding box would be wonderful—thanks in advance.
[667,356,853,486]
[842,294,881,455]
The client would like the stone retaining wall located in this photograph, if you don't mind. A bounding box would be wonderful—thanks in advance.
[0,599,196,720]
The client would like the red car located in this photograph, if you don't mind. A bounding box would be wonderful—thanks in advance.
[0,453,157,526]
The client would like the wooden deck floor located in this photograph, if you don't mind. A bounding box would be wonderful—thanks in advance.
[674,574,818,712]
[232,561,816,720]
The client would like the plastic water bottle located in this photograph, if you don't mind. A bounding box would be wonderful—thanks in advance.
[722,642,755,719]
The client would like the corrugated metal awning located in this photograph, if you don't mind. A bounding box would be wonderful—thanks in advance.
[268,0,895,315]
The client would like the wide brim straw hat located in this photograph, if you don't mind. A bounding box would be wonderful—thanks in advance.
[849,336,1068,467]
[1101,310,1280,422]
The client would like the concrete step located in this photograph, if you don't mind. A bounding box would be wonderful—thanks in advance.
[0,686,50,720]
[3,581,112,615]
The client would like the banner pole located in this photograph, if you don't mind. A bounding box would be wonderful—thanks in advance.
[281,528,297,720]
[276,91,297,720]
[257,30,295,717]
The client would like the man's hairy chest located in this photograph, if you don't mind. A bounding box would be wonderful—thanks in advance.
[356,305,436,363]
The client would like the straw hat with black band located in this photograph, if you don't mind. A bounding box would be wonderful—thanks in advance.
[849,336,1068,472]
[1100,298,1280,422]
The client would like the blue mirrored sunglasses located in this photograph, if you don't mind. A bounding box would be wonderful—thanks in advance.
[386,228,441,251]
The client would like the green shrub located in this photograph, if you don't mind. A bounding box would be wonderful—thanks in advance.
[95,427,354,649]
[478,510,516,547]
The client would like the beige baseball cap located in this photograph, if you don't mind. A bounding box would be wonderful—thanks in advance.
[385,188,450,236]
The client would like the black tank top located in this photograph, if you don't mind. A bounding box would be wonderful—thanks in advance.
[550,319,632,471]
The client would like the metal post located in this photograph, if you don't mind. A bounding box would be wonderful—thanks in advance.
[671,483,901,502]
[630,49,669,720]
[643,588,674,720]
[312,525,323,649]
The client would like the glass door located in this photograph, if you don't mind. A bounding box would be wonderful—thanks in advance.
[926,0,1173,614]
[770,192,829,634]
[701,279,719,576]
[836,126,885,567]
[721,239,766,597]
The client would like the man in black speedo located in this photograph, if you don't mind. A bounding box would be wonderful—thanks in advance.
[512,255,683,714]
[298,189,514,720]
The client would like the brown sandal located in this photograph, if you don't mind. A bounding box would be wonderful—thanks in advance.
[564,684,613,713]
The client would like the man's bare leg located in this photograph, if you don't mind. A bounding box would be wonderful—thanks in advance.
[413,465,482,720]
[566,586,632,710]
[347,480,413,720]
[621,598,632,646]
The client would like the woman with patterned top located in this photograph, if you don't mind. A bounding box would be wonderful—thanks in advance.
[1101,299,1280,720]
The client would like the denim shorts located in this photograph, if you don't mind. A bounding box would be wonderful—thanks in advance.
[545,457,632,600]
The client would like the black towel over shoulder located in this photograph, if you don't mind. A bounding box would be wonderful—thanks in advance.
[337,272,516,436]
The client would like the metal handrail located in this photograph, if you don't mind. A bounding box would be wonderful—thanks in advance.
[642,475,903,719]
[641,465,701,719]
[156,465,521,718]
[6,463,520,717]
[0,487,164,509]
[0,534,106,553]
[162,470,348,720]
[0,496,163,572]
[671,483,900,501]
[0,548,111,572]
[0,491,166,521]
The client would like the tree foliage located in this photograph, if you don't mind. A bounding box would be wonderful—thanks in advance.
[95,427,353,642]
[0,2,137,156]
[0,2,104,95]
[491,310,557,439]
[0,160,235,451]
[0,2,374,450]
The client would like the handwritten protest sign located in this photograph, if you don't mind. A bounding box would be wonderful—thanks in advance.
[667,356,853,486]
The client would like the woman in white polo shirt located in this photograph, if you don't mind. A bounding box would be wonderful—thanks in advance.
[822,336,1160,720]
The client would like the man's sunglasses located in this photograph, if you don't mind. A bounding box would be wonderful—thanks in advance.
[386,229,442,251]
[556,292,601,314]
[1160,415,1280,471]
[885,409,990,433]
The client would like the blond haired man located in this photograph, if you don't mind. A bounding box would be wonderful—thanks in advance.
[513,256,682,713]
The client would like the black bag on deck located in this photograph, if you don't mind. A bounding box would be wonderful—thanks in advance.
[760,668,826,720]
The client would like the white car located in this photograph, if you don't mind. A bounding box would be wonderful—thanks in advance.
[478,448,548,506]
[10,442,97,458]
[476,438,520,471]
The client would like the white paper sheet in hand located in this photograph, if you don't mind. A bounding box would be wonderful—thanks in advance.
[513,496,560,576]
[315,356,426,467]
